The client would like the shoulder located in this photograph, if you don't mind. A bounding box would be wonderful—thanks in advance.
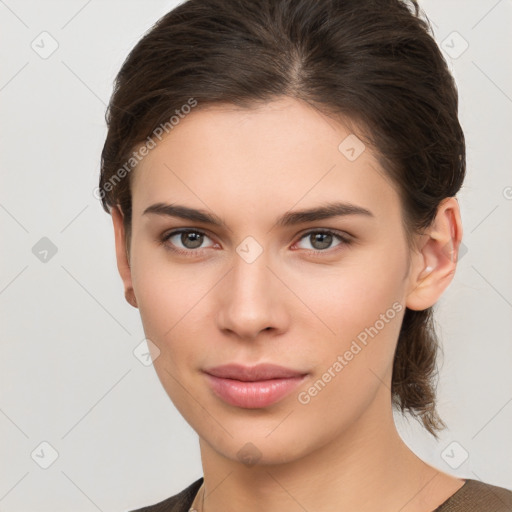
[127,477,203,512]
[435,479,512,512]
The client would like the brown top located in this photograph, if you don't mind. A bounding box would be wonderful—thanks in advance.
[128,477,512,512]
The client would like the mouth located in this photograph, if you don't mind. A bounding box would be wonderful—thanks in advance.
[203,363,308,408]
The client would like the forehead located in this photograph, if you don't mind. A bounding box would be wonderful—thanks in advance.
[131,97,401,227]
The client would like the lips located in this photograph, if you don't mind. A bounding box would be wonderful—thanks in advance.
[203,363,308,408]
[203,363,306,381]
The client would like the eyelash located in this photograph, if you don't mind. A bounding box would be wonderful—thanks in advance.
[159,228,353,258]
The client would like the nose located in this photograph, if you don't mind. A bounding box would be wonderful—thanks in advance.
[216,248,289,341]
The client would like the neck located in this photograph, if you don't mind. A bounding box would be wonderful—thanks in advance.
[197,385,442,512]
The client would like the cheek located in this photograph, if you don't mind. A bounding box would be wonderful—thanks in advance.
[129,243,197,356]
[291,267,405,436]
[131,237,201,322]
[130,252,210,415]
[299,250,405,339]
[297,250,406,396]
[134,270,207,358]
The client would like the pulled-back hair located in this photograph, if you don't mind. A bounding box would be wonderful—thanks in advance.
[99,0,466,437]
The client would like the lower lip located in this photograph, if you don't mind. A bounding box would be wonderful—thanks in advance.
[204,373,307,408]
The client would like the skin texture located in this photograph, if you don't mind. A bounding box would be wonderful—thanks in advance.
[112,96,465,511]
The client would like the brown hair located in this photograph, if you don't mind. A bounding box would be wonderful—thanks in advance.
[99,0,466,437]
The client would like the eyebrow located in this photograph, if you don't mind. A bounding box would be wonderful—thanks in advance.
[143,201,374,228]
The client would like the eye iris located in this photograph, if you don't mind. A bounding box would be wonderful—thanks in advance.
[182,232,203,249]
[311,232,332,250]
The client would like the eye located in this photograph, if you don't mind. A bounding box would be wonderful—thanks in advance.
[293,229,352,253]
[160,228,352,257]
[160,229,216,256]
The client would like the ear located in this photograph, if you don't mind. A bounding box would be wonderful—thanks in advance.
[111,205,138,309]
[405,197,463,311]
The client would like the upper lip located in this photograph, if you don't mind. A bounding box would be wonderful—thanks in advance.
[203,363,307,381]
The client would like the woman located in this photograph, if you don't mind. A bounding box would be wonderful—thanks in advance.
[99,0,512,510]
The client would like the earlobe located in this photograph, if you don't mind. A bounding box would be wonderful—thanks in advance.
[111,205,138,309]
[405,197,463,311]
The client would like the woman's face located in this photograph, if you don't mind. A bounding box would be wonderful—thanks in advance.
[118,96,426,465]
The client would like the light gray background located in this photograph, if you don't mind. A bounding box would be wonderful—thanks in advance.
[1,1,511,510]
